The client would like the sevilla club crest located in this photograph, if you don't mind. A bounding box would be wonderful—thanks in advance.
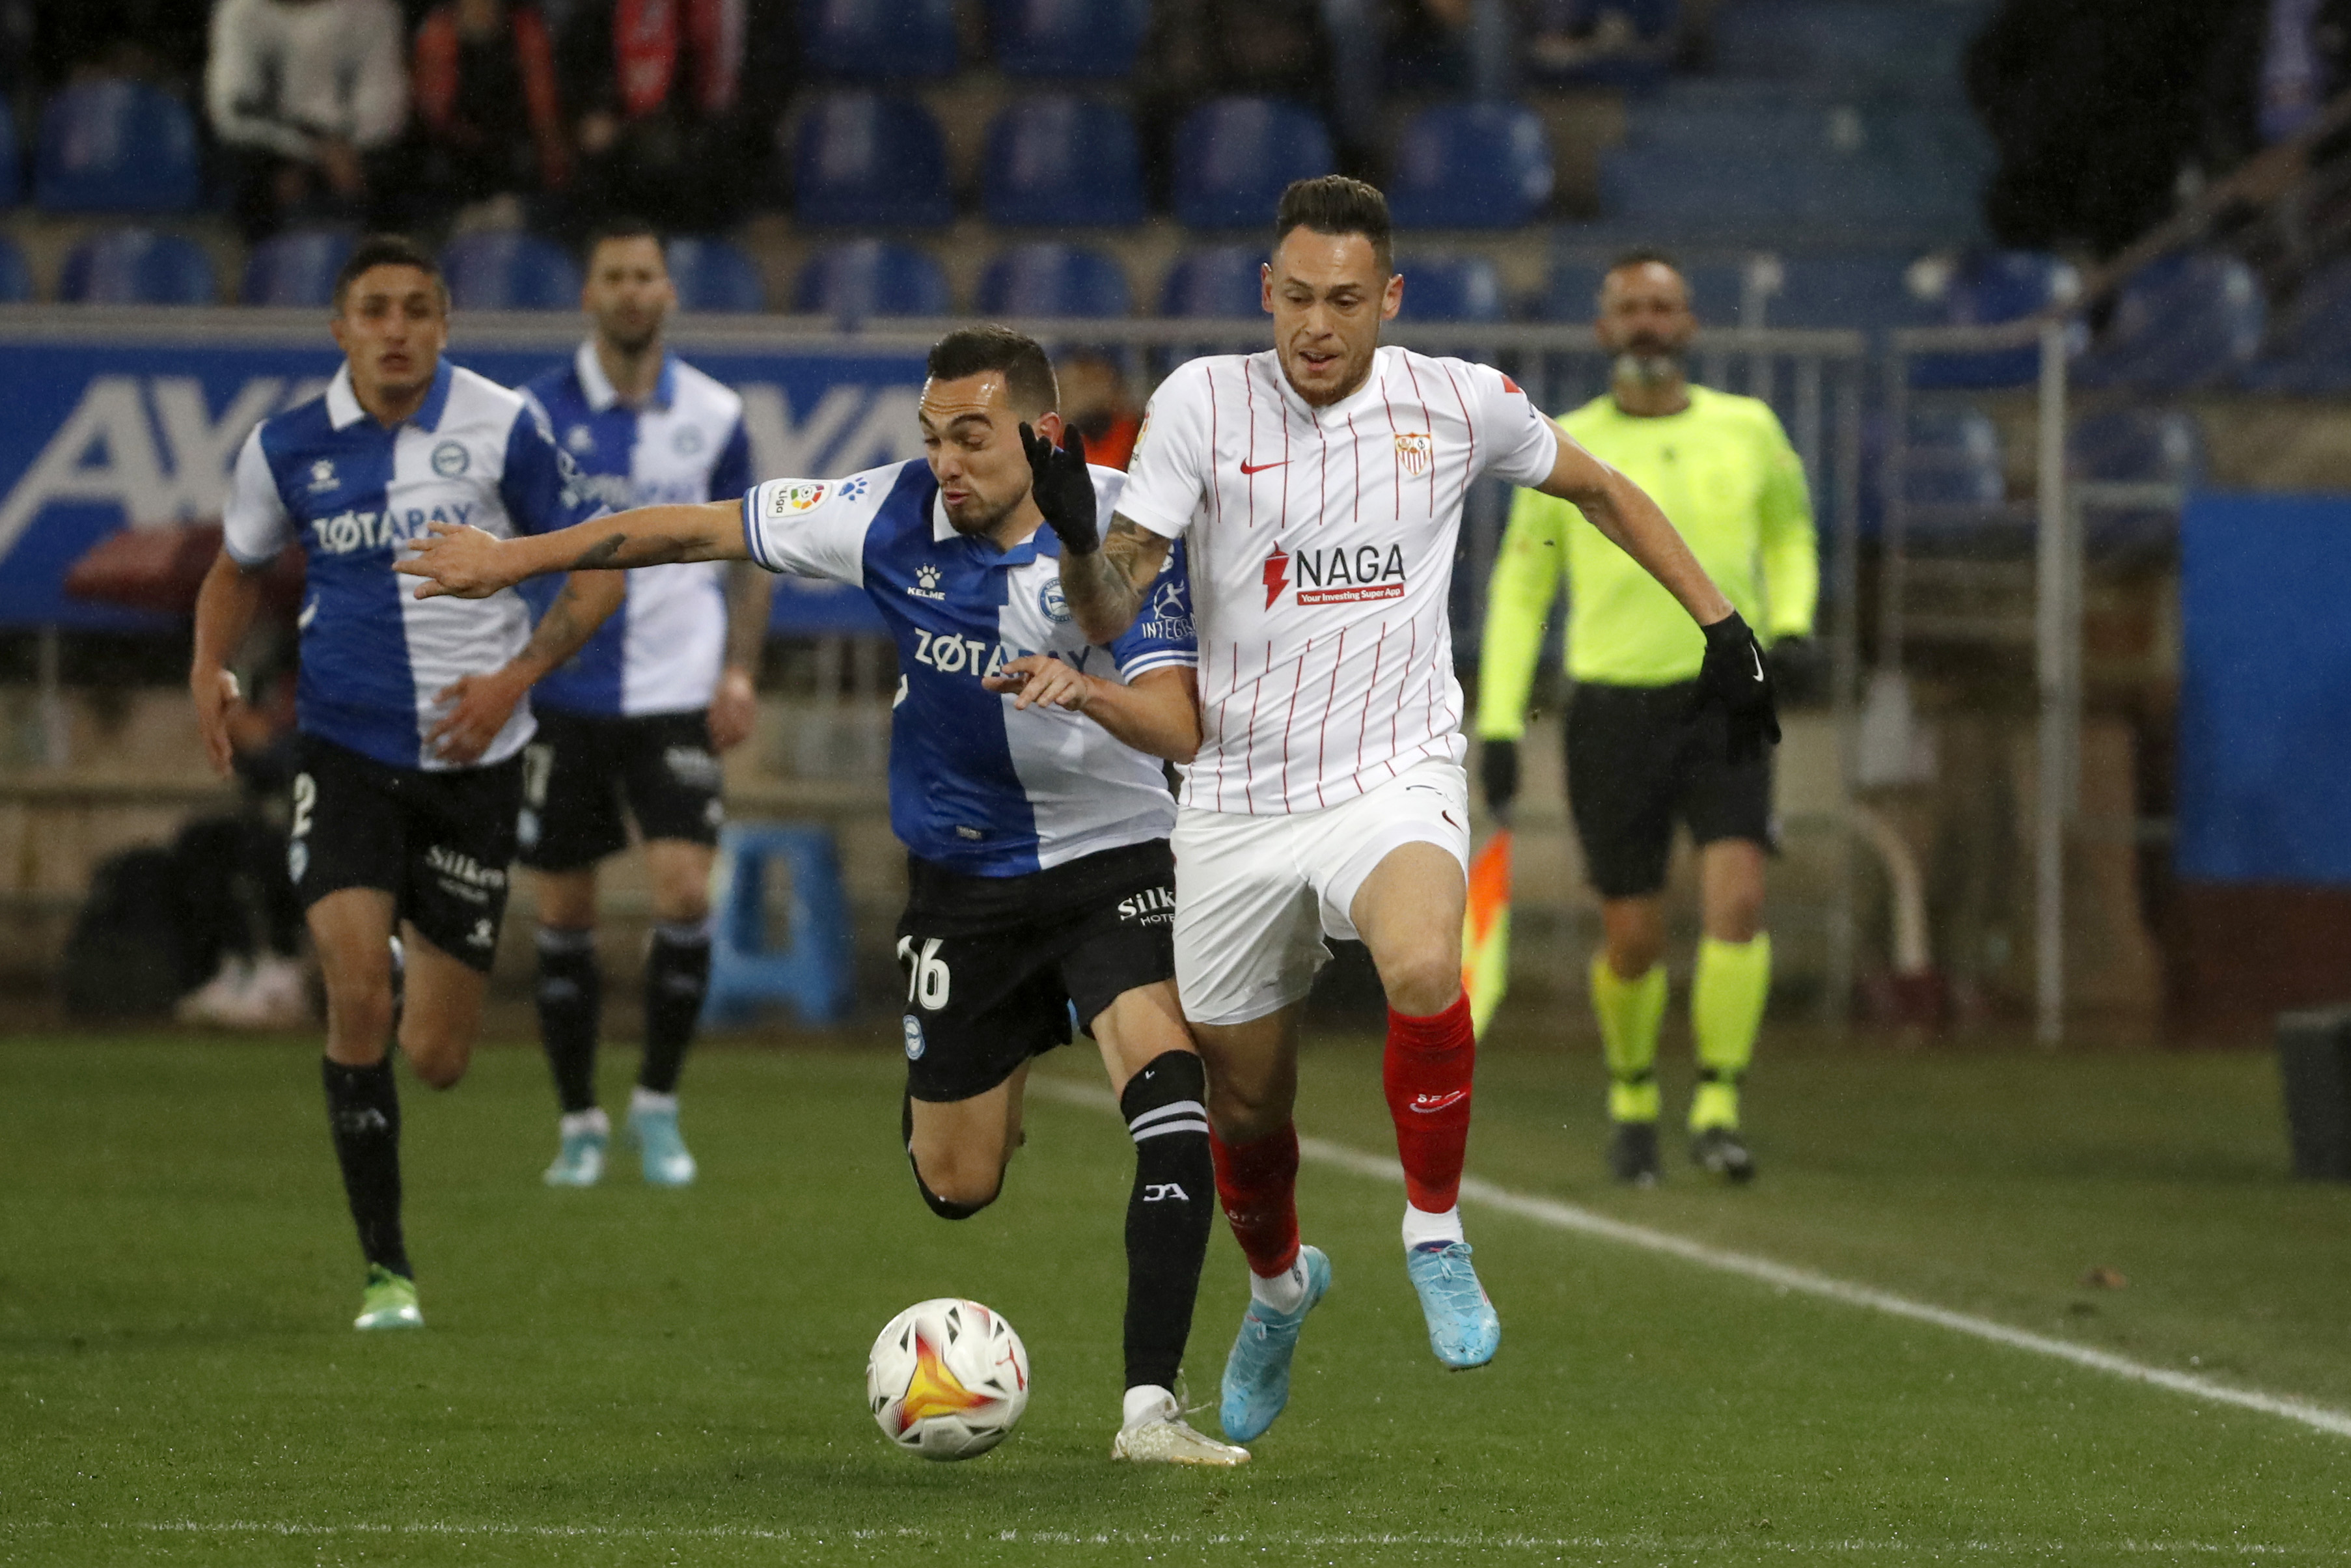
[1394,432,1434,476]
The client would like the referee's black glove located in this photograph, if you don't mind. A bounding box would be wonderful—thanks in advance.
[1480,737,1519,819]
[1690,609,1781,764]
[1019,422,1099,555]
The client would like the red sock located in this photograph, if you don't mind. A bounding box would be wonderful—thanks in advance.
[1209,1123,1300,1279]
[1384,993,1476,1213]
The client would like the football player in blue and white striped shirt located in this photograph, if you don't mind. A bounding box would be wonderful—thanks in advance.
[517,222,762,1192]
[398,326,1250,1466]
[190,235,622,1333]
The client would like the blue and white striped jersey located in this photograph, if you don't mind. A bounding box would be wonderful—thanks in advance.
[222,360,604,772]
[521,344,754,718]
[743,460,1198,877]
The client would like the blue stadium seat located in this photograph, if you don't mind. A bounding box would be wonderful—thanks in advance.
[702,823,853,1027]
[2070,406,2205,553]
[36,80,201,213]
[0,235,29,303]
[441,232,582,311]
[1909,250,2082,389]
[1860,404,2004,535]
[59,229,217,305]
[976,243,1131,318]
[1172,98,1335,230]
[1395,256,1504,322]
[982,98,1145,227]
[989,0,1149,77]
[1159,246,1265,318]
[799,0,959,79]
[1763,252,1938,333]
[1389,104,1553,229]
[665,238,765,312]
[241,229,355,307]
[2074,253,2266,393]
[2240,259,2351,394]
[795,240,953,320]
[793,95,954,229]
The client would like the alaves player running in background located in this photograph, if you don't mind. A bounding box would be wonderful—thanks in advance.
[519,219,764,1190]
[398,325,1249,1466]
[190,235,622,1330]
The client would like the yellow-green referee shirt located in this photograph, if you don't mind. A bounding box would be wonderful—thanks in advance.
[1477,384,1819,739]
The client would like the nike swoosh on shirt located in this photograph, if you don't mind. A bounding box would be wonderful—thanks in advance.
[1750,646,1765,681]
[1239,460,1288,475]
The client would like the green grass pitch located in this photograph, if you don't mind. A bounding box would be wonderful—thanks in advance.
[5,1027,2350,1565]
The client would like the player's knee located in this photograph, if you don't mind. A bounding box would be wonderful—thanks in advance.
[401,1031,473,1091]
[1606,927,1666,978]
[324,985,395,1060]
[910,1153,998,1218]
[1380,944,1463,1017]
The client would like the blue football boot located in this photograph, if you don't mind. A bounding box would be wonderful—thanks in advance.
[1406,1239,1500,1369]
[1218,1245,1331,1443]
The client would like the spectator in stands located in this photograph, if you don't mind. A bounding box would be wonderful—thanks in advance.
[1056,349,1142,471]
[36,1,203,89]
[555,0,750,235]
[206,0,409,240]
[406,0,571,230]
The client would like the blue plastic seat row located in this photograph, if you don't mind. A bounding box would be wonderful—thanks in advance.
[801,0,1149,81]
[793,94,1552,231]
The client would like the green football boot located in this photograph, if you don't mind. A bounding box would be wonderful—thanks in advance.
[354,1265,422,1330]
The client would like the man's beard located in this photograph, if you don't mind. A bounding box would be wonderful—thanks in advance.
[1612,345,1684,387]
[944,488,1021,535]
[601,318,660,356]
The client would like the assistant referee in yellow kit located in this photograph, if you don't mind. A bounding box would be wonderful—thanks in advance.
[1478,250,1817,1187]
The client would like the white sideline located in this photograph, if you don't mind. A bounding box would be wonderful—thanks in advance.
[1030,1077,2351,1441]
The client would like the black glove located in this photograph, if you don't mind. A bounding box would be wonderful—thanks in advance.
[1480,737,1519,818]
[1690,609,1781,765]
[1019,422,1098,555]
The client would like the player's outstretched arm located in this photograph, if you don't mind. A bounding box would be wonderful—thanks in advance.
[396,499,749,599]
[1533,424,1781,761]
[709,562,777,752]
[982,657,1201,764]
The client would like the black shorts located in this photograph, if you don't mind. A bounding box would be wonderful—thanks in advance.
[898,840,1177,1104]
[1565,681,1776,901]
[516,708,724,873]
[288,734,523,972]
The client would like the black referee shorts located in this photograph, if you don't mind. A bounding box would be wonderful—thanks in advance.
[1565,680,1776,901]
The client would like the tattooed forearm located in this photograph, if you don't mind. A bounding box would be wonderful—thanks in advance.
[569,532,691,570]
[724,561,775,672]
[1059,514,1169,645]
[514,571,624,680]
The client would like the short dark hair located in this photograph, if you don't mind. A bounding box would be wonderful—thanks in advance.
[333,234,447,311]
[926,325,1058,417]
[584,215,663,266]
[1602,247,1689,303]
[1274,176,1393,275]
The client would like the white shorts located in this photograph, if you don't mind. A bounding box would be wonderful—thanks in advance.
[1171,760,1471,1027]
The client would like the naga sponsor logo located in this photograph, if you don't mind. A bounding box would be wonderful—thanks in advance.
[1394,432,1434,476]
[1261,541,1407,607]
[312,501,474,555]
[1116,885,1176,926]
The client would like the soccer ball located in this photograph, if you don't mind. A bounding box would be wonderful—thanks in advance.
[866,1298,1030,1461]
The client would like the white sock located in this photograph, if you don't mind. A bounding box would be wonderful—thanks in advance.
[1248,1257,1310,1314]
[559,1107,609,1138]
[1401,1203,1464,1250]
[631,1086,678,1116]
[1121,1384,1176,1427]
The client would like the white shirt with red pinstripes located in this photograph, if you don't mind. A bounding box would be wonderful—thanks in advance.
[1114,346,1558,816]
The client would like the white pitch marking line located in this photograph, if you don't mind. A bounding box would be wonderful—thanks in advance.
[1030,1077,2351,1441]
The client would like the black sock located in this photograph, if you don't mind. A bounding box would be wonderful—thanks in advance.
[536,928,601,1116]
[321,1056,409,1279]
[639,920,711,1097]
[1120,1051,1215,1394]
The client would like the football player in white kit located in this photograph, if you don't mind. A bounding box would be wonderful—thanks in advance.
[1039,176,1781,1444]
